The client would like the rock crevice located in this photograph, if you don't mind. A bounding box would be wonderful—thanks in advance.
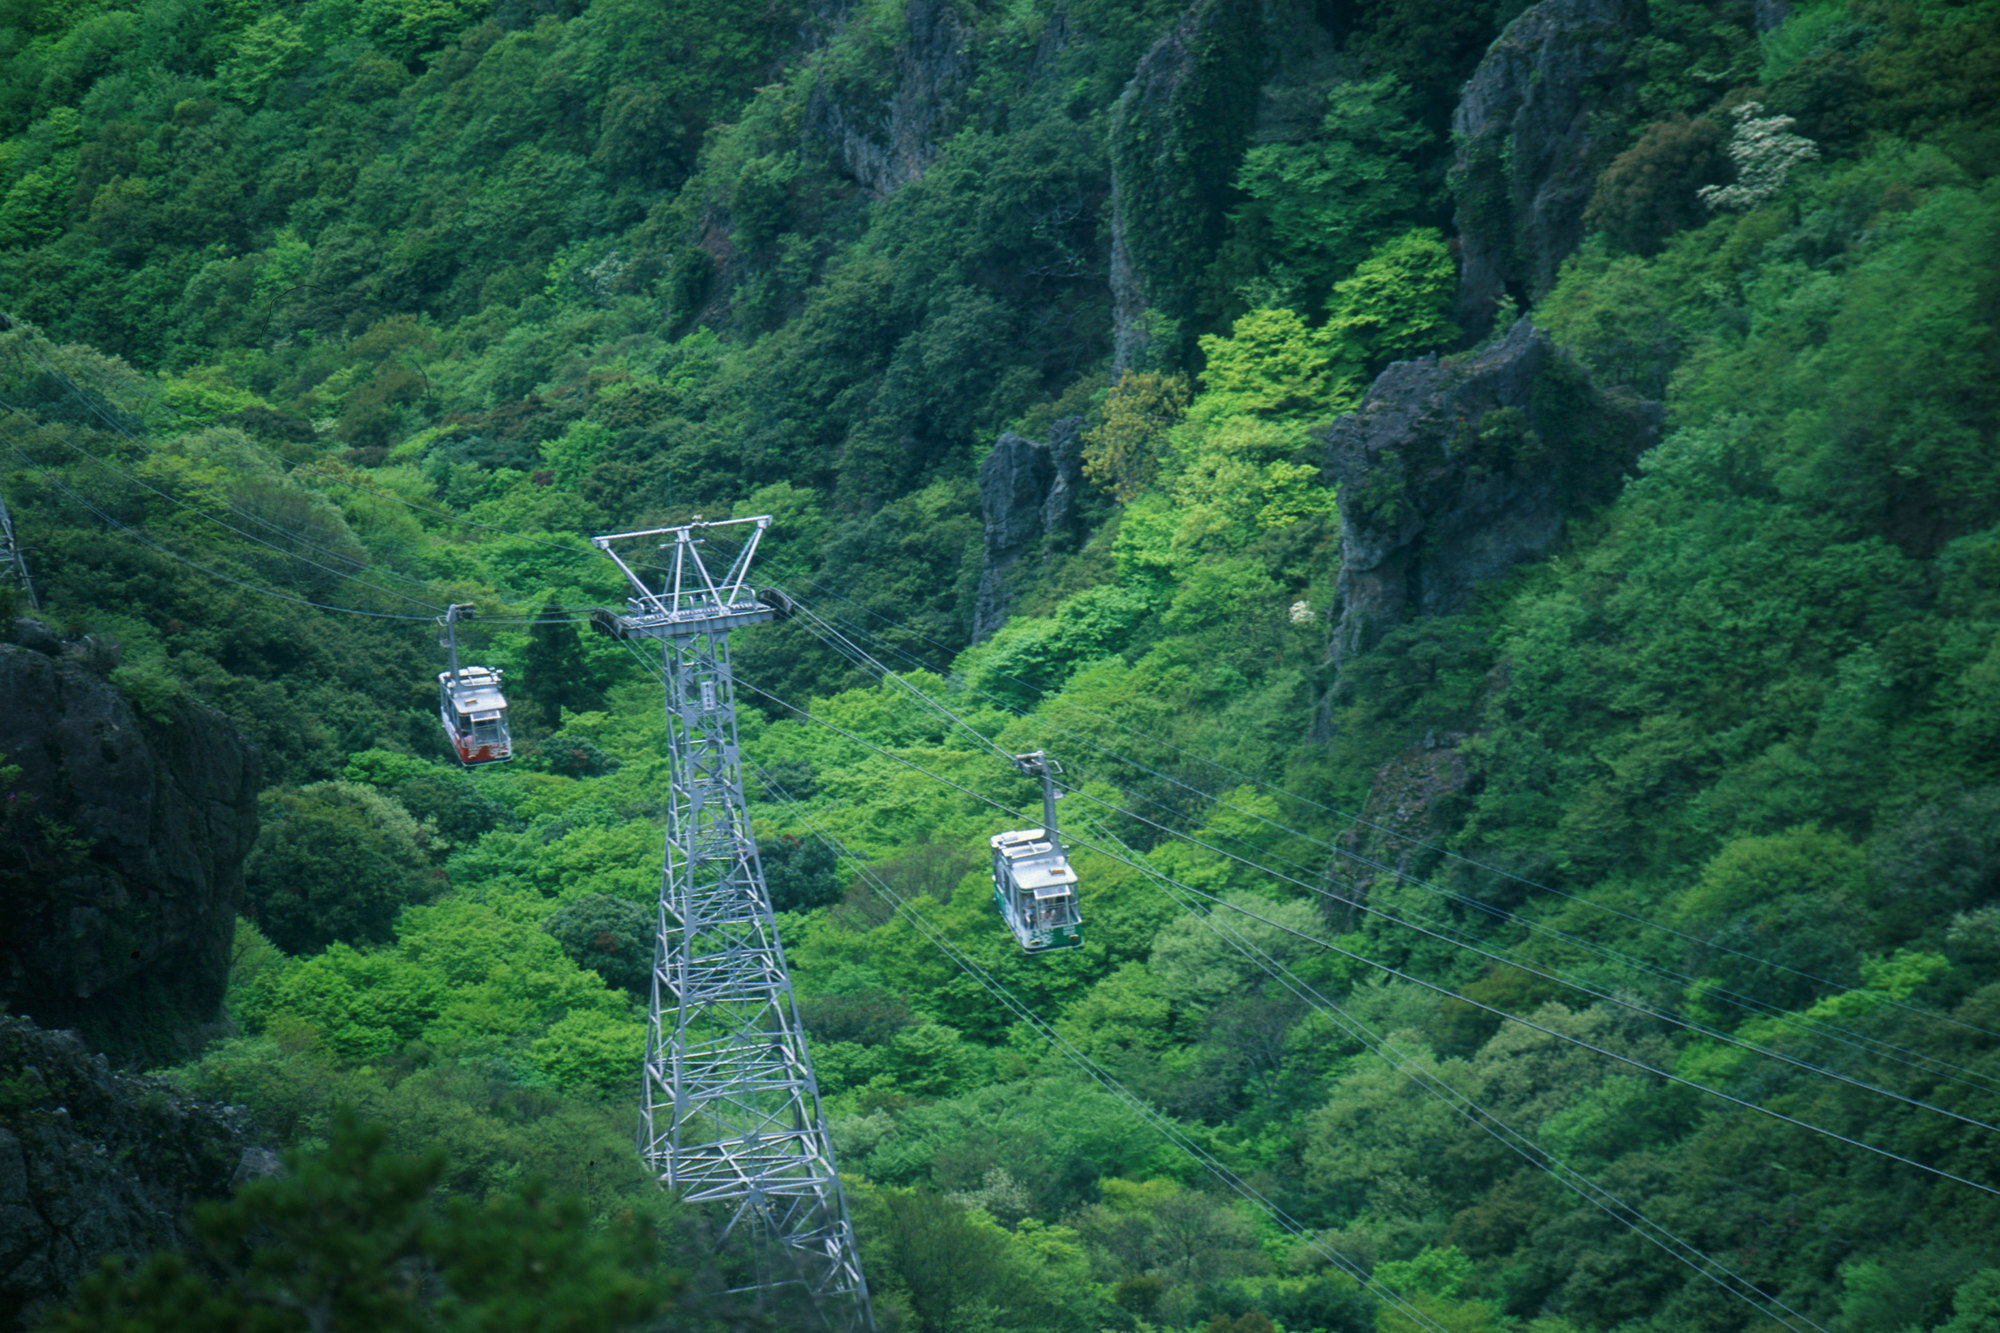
[974,420,1085,639]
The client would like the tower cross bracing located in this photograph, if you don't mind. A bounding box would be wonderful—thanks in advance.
[593,517,871,1330]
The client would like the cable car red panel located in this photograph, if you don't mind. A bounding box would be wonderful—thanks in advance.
[439,668,512,766]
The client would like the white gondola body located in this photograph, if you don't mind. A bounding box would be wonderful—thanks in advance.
[990,827,1082,951]
[438,666,512,765]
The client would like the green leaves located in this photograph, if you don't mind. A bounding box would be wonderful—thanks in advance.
[244,781,436,955]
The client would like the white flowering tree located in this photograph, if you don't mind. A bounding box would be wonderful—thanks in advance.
[1698,102,1819,211]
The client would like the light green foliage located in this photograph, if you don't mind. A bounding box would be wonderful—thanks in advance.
[1229,75,1432,312]
[527,1010,644,1093]
[1536,1073,1680,1163]
[1071,1177,1266,1326]
[248,942,446,1062]
[396,896,630,1059]
[1375,1244,1475,1299]
[1677,824,1866,925]
[852,1181,1103,1332]
[1321,228,1458,372]
[7,1,2000,1326]
[1193,307,1347,424]
[1467,1003,1673,1132]
[1082,371,1190,503]
[1302,1044,1483,1225]
[1941,1270,2000,1333]
[961,585,1156,708]
[216,11,308,104]
[539,420,611,489]
[1145,890,1322,1012]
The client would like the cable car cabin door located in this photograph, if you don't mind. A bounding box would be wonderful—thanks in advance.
[438,668,513,766]
[989,828,1082,952]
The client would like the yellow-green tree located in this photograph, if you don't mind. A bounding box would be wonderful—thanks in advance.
[1082,371,1190,503]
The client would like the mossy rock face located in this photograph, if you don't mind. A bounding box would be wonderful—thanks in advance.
[1107,0,1266,368]
[1449,0,1735,337]
[0,622,259,1063]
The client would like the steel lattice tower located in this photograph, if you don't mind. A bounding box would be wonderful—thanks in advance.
[0,488,36,610]
[592,517,872,1331]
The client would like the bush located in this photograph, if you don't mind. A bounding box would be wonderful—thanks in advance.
[243,782,436,955]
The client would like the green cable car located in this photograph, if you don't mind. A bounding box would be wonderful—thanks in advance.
[991,752,1082,952]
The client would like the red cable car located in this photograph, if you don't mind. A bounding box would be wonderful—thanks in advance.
[438,604,512,766]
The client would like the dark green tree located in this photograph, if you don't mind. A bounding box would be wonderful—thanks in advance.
[761,834,843,914]
[243,783,436,955]
[520,600,604,729]
[542,894,656,996]
[48,1112,682,1331]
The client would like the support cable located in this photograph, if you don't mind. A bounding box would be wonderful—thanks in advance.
[1,438,440,621]
[716,759,1452,1333]
[729,664,1828,1331]
[768,584,2000,1080]
[1078,810,1832,1333]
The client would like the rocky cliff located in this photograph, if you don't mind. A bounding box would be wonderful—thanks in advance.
[974,419,1085,638]
[1107,0,1264,371]
[1320,319,1660,671]
[0,1016,273,1331]
[0,620,259,1063]
[1448,0,1646,340]
[808,0,976,196]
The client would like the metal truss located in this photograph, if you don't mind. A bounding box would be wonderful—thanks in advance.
[0,488,36,610]
[595,518,872,1331]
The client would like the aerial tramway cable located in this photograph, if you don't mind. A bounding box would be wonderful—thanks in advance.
[629,634,1839,1333]
[1076,809,1835,1333]
[729,669,2000,1204]
[0,436,442,622]
[771,586,2000,1106]
[18,358,1982,1090]
[740,547,1999,1046]
[719,662,1832,1333]
[8,330,1978,1322]
[759,570,2000,1078]
[11,337,1988,1182]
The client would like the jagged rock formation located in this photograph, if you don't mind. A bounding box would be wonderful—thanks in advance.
[973,419,1084,639]
[808,0,975,196]
[0,620,259,1062]
[1320,319,1660,669]
[0,1015,270,1331]
[1449,0,1646,339]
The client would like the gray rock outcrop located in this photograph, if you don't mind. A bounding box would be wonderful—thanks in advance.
[1449,0,1645,339]
[1321,319,1659,669]
[974,420,1085,638]
[0,621,259,1061]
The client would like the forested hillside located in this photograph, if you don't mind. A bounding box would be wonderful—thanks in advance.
[3,0,1999,1325]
